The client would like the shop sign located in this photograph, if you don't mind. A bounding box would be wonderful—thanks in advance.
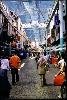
[54,14,59,25]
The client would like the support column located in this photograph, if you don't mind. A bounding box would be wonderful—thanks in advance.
[59,0,64,51]
[9,42,11,55]
[46,30,47,48]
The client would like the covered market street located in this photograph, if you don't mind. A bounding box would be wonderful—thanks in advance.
[8,57,60,99]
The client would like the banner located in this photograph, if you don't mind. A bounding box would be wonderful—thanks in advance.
[54,14,59,25]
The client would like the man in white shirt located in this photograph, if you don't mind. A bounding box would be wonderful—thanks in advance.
[58,56,65,69]
[1,59,9,70]
[0,56,10,78]
[0,55,11,99]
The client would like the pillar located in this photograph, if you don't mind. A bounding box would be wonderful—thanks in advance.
[59,0,64,52]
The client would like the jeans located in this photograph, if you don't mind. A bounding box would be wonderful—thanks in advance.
[11,68,19,84]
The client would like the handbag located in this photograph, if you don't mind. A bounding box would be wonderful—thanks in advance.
[54,74,65,86]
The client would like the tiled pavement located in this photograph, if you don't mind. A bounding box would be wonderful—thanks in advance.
[8,57,61,99]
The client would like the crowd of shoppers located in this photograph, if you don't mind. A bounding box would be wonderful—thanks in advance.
[35,51,66,88]
[0,48,66,99]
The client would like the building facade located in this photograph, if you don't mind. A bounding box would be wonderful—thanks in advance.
[0,1,30,55]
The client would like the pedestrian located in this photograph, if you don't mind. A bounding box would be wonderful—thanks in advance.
[37,52,48,86]
[0,53,11,99]
[58,55,65,69]
[0,54,10,79]
[9,51,21,85]
[54,53,66,98]
[46,52,51,64]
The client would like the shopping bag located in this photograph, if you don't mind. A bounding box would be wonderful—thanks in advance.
[54,74,65,86]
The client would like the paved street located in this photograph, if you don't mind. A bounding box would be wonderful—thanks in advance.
[8,57,60,99]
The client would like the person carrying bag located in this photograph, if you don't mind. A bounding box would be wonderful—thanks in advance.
[53,54,66,98]
[54,55,66,86]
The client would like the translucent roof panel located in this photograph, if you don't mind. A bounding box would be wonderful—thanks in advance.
[3,0,56,43]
